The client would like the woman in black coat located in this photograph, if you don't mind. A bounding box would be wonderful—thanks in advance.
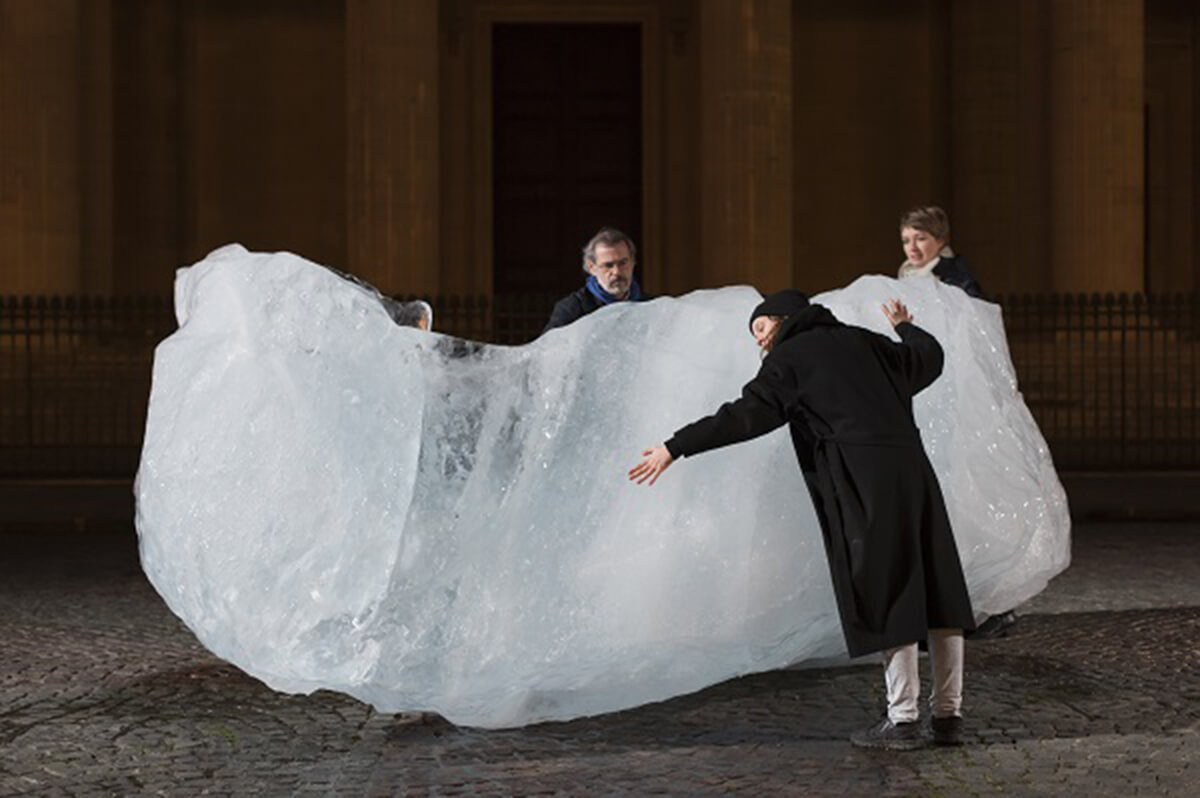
[629,290,975,750]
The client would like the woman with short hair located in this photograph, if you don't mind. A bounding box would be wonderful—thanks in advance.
[898,205,984,299]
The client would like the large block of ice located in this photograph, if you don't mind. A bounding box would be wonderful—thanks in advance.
[136,245,1068,727]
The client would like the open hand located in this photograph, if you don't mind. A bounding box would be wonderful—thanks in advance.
[881,299,912,327]
[628,445,674,486]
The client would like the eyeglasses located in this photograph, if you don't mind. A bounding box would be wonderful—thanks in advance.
[593,257,633,270]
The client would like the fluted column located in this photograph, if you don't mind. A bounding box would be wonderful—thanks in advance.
[110,0,182,295]
[1050,0,1144,293]
[1192,0,1200,294]
[0,0,82,294]
[346,0,439,295]
[698,0,792,292]
[950,1,1052,295]
[79,0,113,294]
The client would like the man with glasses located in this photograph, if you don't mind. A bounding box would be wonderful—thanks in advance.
[542,227,651,333]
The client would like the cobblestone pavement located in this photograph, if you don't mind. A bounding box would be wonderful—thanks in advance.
[2,523,1197,797]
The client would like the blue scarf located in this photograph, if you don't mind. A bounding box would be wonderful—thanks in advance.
[586,274,642,305]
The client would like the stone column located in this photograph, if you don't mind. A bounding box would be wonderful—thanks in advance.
[346,0,439,295]
[1050,0,1145,293]
[0,0,82,294]
[110,0,183,295]
[698,0,792,292]
[1145,0,1195,294]
[1193,0,1200,294]
[950,1,1052,296]
[79,0,113,295]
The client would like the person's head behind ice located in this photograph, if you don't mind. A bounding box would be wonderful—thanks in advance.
[581,227,638,300]
[899,205,952,269]
[748,289,810,354]
[386,299,433,331]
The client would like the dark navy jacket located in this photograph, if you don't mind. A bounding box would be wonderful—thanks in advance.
[932,255,984,299]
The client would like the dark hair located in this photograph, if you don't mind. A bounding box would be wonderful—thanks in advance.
[582,227,637,272]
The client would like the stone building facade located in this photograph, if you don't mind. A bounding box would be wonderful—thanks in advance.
[1,0,1196,300]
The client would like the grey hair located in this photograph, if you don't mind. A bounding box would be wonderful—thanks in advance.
[581,227,637,273]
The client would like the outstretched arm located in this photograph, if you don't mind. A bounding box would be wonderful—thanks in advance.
[628,358,798,486]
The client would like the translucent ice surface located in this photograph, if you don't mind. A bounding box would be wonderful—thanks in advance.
[136,246,1069,727]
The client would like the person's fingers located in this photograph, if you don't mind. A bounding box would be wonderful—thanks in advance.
[630,446,672,485]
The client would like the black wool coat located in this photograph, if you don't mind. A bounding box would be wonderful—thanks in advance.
[665,304,975,657]
[542,287,605,333]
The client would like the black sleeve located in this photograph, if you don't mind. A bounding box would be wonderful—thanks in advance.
[882,322,945,396]
[665,358,797,459]
[962,274,984,300]
[542,296,585,334]
[951,256,985,299]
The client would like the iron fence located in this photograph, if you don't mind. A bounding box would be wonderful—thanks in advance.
[1,291,1197,477]
[1,295,174,478]
[999,292,1199,470]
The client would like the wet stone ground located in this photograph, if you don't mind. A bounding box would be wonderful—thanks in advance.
[1,522,1198,796]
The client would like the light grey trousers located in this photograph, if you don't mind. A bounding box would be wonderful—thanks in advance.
[883,628,964,723]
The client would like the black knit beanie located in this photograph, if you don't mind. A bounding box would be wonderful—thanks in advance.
[748,289,810,331]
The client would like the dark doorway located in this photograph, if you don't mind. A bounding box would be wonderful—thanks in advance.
[492,23,643,298]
